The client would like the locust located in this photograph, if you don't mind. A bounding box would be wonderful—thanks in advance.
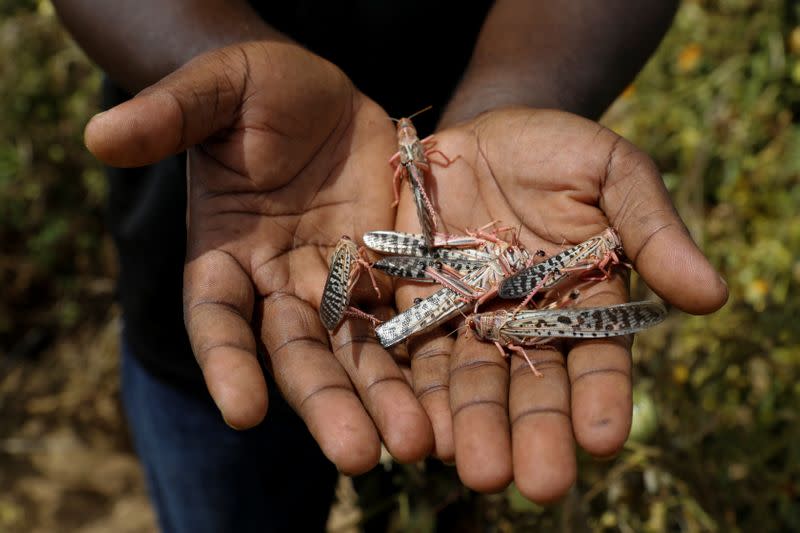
[363,230,495,281]
[373,238,534,347]
[318,236,381,332]
[466,301,668,376]
[389,110,456,248]
[499,228,628,309]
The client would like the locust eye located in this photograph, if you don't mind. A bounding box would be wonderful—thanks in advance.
[396,118,414,132]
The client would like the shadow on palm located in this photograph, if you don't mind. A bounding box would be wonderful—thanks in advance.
[183,44,396,306]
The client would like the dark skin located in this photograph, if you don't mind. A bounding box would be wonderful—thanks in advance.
[391,108,727,497]
[55,0,726,502]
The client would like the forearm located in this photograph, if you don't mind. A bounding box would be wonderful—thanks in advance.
[52,0,289,94]
[439,0,678,127]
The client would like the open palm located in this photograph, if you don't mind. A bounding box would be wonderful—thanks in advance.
[391,108,727,501]
[85,42,433,474]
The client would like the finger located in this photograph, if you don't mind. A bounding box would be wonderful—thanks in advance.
[85,50,245,167]
[392,184,459,461]
[566,282,633,458]
[85,43,350,170]
[260,292,381,475]
[407,330,455,461]
[450,332,513,492]
[599,131,728,314]
[183,249,266,429]
[508,345,576,503]
[329,311,434,464]
[568,337,632,457]
[393,279,457,461]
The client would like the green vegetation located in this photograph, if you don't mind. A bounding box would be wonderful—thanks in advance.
[0,0,797,531]
[0,0,105,351]
[601,1,800,530]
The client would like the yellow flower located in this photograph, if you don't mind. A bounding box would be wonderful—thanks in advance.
[672,364,689,384]
[677,43,702,73]
[750,278,769,298]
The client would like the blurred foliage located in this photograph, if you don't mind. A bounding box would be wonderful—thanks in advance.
[600,1,800,529]
[1,0,799,531]
[0,0,108,355]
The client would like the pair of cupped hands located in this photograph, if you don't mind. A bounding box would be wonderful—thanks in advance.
[86,42,726,502]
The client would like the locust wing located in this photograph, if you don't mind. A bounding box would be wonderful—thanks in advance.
[319,237,359,331]
[491,301,667,342]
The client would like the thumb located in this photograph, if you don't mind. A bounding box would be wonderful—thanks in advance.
[600,138,728,315]
[84,50,244,167]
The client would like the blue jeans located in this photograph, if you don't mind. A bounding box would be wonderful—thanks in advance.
[120,341,337,533]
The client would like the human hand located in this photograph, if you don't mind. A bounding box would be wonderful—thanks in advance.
[392,108,727,500]
[84,42,433,474]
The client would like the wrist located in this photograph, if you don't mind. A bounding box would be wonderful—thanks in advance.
[438,70,565,129]
[438,0,678,129]
[53,0,290,93]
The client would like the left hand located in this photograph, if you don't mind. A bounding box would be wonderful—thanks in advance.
[391,107,727,501]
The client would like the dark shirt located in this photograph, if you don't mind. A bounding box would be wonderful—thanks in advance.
[105,1,493,391]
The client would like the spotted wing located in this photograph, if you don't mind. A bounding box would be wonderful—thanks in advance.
[373,255,487,281]
[498,302,667,341]
[319,238,358,331]
[375,285,469,347]
[374,264,493,347]
[363,231,493,262]
[363,231,428,256]
[498,235,606,299]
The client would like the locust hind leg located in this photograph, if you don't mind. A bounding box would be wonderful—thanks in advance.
[342,306,383,327]
[420,136,460,167]
[503,343,544,378]
[512,270,558,315]
[424,264,482,300]
[352,247,381,300]
[467,220,517,244]
[391,164,406,208]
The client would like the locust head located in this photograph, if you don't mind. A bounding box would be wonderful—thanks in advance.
[601,227,623,252]
[396,117,416,134]
[395,117,418,146]
[465,311,506,341]
[464,313,481,339]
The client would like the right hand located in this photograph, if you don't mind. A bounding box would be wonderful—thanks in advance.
[84,42,433,474]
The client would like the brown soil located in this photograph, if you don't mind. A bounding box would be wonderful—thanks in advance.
[0,309,358,532]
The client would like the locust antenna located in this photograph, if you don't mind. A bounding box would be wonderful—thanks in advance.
[388,105,433,124]
[448,307,475,339]
[407,105,433,120]
[514,223,524,246]
[445,321,471,340]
